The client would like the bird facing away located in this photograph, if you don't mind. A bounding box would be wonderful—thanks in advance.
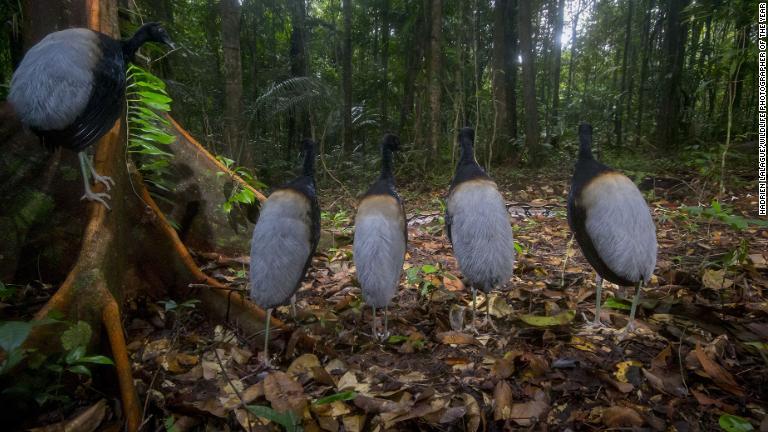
[567,123,657,333]
[353,134,407,340]
[445,127,515,331]
[8,22,175,209]
[249,139,320,365]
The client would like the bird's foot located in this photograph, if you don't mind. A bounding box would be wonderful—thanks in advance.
[584,319,609,331]
[479,316,498,333]
[617,321,638,341]
[377,330,390,343]
[81,189,112,210]
[92,173,115,191]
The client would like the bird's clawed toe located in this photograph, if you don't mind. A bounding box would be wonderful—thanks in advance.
[81,191,112,209]
[93,174,115,191]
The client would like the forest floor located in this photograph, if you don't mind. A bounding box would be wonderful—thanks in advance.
[114,159,768,432]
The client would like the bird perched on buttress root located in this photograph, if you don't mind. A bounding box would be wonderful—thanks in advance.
[8,22,175,209]
[567,123,657,333]
[445,127,515,331]
[353,133,406,340]
[249,139,320,365]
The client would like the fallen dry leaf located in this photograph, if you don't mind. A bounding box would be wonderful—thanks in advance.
[493,380,513,421]
[694,343,744,396]
[702,269,733,290]
[509,400,549,426]
[287,353,322,378]
[436,331,478,345]
[602,406,644,428]
[29,399,108,432]
[264,371,308,415]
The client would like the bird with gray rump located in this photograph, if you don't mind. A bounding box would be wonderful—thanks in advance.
[445,127,515,332]
[249,139,320,366]
[8,22,175,209]
[353,133,407,341]
[567,123,657,334]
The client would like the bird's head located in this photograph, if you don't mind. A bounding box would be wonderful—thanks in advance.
[141,22,176,49]
[459,127,475,144]
[381,133,401,152]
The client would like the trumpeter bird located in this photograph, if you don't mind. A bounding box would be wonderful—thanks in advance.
[353,134,406,340]
[249,139,320,365]
[8,22,175,209]
[567,123,657,333]
[445,127,515,331]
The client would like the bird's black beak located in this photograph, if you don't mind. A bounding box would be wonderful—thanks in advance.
[164,37,176,50]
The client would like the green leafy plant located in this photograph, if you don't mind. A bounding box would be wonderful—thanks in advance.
[126,64,176,193]
[246,405,302,432]
[718,414,754,432]
[406,263,444,296]
[683,200,768,231]
[215,155,266,214]
[313,391,357,405]
[0,318,113,408]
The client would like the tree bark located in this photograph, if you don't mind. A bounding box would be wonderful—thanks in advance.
[565,0,582,103]
[427,0,443,163]
[549,0,565,148]
[654,0,689,151]
[517,0,540,160]
[634,0,654,144]
[342,0,354,154]
[492,0,508,154]
[399,1,424,135]
[505,0,518,143]
[220,0,244,163]
[615,0,633,147]
[288,0,311,160]
[380,0,390,130]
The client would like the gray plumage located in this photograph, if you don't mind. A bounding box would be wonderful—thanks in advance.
[249,190,313,309]
[354,196,406,308]
[447,179,515,292]
[9,29,100,130]
[580,173,657,283]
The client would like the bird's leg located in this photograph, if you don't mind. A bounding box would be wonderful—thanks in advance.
[78,152,112,209]
[586,275,607,329]
[81,151,115,190]
[470,286,478,334]
[263,308,273,367]
[619,281,643,338]
[290,294,297,320]
[382,306,389,341]
[371,305,378,340]
[484,293,498,332]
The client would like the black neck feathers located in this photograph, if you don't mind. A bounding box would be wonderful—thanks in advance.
[121,22,173,61]
[301,139,316,179]
[578,122,594,161]
[379,133,400,181]
[459,127,476,164]
[450,127,488,190]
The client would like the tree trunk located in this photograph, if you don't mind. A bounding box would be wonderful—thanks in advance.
[549,0,565,148]
[288,0,310,160]
[634,0,654,144]
[399,1,424,135]
[654,0,689,151]
[220,0,244,163]
[492,0,508,156]
[517,0,540,161]
[380,0,390,130]
[342,0,353,154]
[565,0,581,110]
[505,0,518,144]
[427,0,443,163]
[615,0,633,147]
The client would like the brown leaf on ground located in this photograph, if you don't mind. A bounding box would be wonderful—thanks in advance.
[691,389,737,413]
[694,343,745,396]
[493,380,513,420]
[29,399,108,432]
[462,393,482,432]
[436,331,478,345]
[264,371,308,415]
[353,395,410,414]
[602,406,644,428]
[509,400,549,426]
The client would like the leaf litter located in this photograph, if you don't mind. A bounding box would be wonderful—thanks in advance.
[125,172,768,431]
